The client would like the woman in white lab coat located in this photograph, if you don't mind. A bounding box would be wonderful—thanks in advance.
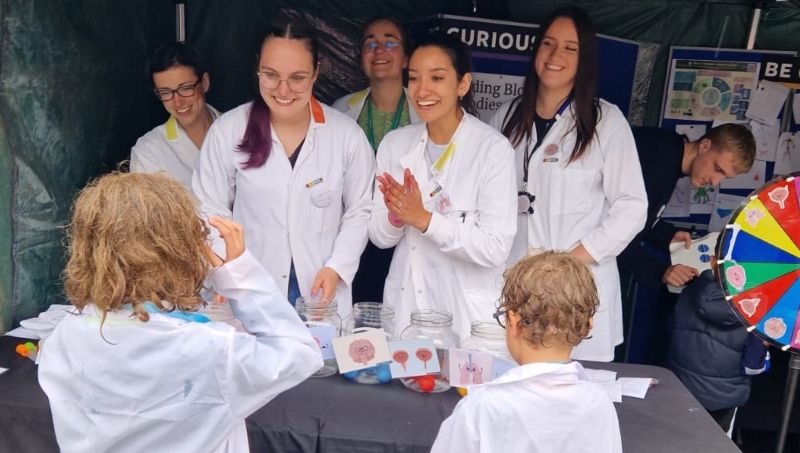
[333,17,420,140]
[370,34,516,341]
[489,7,647,361]
[333,17,421,304]
[131,42,221,189]
[193,18,375,321]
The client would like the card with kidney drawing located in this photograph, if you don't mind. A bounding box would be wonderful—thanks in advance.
[331,328,391,374]
[387,339,440,378]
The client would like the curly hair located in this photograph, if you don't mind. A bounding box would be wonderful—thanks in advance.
[64,172,209,327]
[501,252,599,348]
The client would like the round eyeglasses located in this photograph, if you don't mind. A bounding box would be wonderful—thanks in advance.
[493,307,507,329]
[362,40,401,52]
[256,72,312,93]
[153,79,202,102]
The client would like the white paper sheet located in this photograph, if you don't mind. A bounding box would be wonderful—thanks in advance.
[711,119,750,129]
[750,120,781,162]
[596,380,623,403]
[745,79,790,126]
[0,366,8,375]
[720,159,767,190]
[675,124,707,141]
[708,193,746,232]
[583,368,618,383]
[619,377,653,399]
[774,132,800,176]
[662,177,692,218]
[689,186,716,214]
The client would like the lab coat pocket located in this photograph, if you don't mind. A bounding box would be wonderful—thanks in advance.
[310,183,343,233]
[553,168,599,215]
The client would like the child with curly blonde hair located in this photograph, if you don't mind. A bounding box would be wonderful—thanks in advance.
[432,252,622,453]
[38,172,322,453]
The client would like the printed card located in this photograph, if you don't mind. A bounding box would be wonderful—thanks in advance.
[387,339,441,378]
[306,323,336,360]
[331,328,391,374]
[448,349,495,387]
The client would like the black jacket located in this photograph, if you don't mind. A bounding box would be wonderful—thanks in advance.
[667,270,751,411]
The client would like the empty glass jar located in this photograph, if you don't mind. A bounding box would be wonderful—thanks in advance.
[343,302,395,384]
[459,321,512,361]
[399,309,459,393]
[295,296,341,377]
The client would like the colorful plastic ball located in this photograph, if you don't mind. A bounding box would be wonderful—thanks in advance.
[415,375,436,392]
[376,364,392,383]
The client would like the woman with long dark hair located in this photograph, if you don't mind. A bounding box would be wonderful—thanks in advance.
[489,7,647,361]
[193,18,375,322]
[370,34,516,341]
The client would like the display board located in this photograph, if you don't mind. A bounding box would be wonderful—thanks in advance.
[659,47,797,233]
[407,15,648,121]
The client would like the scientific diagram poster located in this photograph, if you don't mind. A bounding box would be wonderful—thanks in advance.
[664,60,759,122]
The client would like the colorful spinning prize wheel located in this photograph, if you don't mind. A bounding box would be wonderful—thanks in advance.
[717,173,800,352]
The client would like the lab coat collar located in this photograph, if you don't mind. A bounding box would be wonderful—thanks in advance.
[478,361,587,388]
[398,108,469,183]
[345,87,420,124]
[164,104,222,142]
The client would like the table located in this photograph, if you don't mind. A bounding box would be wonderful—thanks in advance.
[0,336,738,452]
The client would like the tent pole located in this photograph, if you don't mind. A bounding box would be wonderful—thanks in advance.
[746,0,766,50]
[176,2,186,43]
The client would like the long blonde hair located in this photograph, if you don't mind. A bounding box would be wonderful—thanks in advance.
[64,172,209,325]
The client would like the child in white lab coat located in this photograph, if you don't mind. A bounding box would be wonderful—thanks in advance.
[38,172,322,453]
[431,252,622,453]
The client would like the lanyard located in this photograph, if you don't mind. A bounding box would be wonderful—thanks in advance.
[366,91,406,150]
[521,97,571,190]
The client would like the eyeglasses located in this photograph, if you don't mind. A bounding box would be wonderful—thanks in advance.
[362,40,402,52]
[493,306,507,329]
[154,79,202,102]
[256,71,312,93]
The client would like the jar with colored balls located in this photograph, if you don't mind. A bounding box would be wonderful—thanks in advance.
[459,321,512,362]
[295,296,342,377]
[343,302,396,384]
[398,309,459,393]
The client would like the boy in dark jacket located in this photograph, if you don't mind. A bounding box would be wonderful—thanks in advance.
[667,269,768,433]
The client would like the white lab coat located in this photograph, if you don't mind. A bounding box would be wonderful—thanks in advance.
[369,112,517,341]
[332,87,421,124]
[489,99,647,361]
[38,251,323,453]
[431,361,622,453]
[192,99,374,321]
[130,105,221,189]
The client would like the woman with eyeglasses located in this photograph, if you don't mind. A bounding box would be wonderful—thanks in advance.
[369,34,516,341]
[193,18,374,322]
[131,42,220,189]
[489,7,647,362]
[334,17,421,304]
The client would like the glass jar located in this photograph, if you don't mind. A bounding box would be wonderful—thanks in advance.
[343,302,395,384]
[459,321,512,362]
[295,296,341,377]
[399,309,459,393]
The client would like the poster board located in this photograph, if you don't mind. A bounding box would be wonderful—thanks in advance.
[407,15,646,122]
[659,47,797,232]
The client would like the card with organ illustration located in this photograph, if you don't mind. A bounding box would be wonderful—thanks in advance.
[448,349,494,387]
[717,173,800,352]
[387,339,440,378]
[331,329,391,374]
